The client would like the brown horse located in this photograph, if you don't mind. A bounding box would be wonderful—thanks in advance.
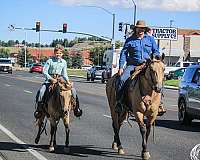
[35,79,77,153]
[106,55,165,159]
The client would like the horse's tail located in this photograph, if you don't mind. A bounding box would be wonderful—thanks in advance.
[106,74,119,120]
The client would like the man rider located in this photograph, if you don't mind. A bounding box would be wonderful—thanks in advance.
[116,20,160,112]
[34,44,81,119]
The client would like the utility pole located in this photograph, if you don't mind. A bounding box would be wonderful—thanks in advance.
[169,20,174,66]
[131,0,137,25]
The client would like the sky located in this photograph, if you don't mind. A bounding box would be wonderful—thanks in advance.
[1,0,200,44]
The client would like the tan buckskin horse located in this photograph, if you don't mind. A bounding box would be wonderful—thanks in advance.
[35,79,77,153]
[106,55,165,160]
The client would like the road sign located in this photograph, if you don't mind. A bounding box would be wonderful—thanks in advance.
[152,27,178,41]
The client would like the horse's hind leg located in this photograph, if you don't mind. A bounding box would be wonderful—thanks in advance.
[112,113,125,155]
[35,114,45,144]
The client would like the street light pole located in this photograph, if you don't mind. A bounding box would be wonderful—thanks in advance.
[169,20,174,66]
[24,29,27,68]
[131,0,137,25]
[81,5,115,61]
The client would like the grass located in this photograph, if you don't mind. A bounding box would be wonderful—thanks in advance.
[67,69,180,87]
[164,79,180,87]
[67,69,87,77]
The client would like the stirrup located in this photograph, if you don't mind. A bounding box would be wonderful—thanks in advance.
[34,111,42,119]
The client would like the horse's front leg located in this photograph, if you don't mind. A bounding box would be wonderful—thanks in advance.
[35,114,45,144]
[49,120,57,152]
[63,113,70,153]
[136,112,151,160]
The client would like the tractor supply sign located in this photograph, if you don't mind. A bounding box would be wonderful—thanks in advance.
[152,27,178,41]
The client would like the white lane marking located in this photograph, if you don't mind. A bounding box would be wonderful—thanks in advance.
[0,123,48,160]
[103,114,127,123]
[24,90,33,94]
[5,84,11,87]
[171,105,178,107]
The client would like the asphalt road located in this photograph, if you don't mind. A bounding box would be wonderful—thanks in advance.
[0,71,199,160]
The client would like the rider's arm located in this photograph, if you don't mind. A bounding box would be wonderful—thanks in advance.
[151,36,160,56]
[43,59,53,81]
[119,40,129,69]
[61,60,69,83]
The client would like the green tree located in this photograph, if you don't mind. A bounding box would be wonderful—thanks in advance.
[115,40,123,49]
[89,46,106,65]
[62,49,72,68]
[17,48,32,67]
[0,48,10,58]
[71,52,83,69]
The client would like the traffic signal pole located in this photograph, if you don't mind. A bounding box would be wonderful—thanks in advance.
[9,25,112,42]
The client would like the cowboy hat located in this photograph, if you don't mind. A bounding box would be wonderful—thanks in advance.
[135,20,146,28]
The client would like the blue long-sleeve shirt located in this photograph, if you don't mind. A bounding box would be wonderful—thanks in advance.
[119,34,160,69]
[43,57,69,82]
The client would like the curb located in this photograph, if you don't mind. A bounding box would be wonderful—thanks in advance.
[164,85,178,90]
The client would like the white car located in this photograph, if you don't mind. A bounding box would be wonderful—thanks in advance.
[81,65,92,70]
[87,66,106,81]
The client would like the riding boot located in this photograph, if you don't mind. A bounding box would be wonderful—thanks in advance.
[158,102,166,116]
[34,102,44,119]
[73,95,82,117]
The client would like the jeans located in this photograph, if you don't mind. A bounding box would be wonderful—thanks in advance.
[116,65,135,100]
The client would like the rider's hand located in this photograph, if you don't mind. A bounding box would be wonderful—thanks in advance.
[51,78,57,84]
[118,68,123,76]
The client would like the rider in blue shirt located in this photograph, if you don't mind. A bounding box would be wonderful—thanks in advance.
[34,44,81,119]
[116,20,160,111]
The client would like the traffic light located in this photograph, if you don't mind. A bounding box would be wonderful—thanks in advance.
[118,22,123,31]
[63,23,67,33]
[36,21,40,32]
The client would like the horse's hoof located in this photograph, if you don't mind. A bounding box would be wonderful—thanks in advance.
[118,146,125,155]
[142,151,151,160]
[35,137,40,144]
[112,142,118,150]
[64,147,70,153]
[49,146,55,152]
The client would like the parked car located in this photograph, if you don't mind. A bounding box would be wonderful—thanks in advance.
[102,68,112,83]
[178,64,200,125]
[30,63,43,73]
[0,58,12,74]
[87,65,106,81]
[168,67,186,80]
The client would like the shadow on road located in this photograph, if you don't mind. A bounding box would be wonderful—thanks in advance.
[155,119,200,132]
[0,142,141,159]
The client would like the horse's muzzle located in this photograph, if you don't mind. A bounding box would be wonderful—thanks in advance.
[154,84,162,93]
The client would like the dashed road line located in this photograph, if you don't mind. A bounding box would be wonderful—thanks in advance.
[0,123,48,160]
[24,90,33,94]
[5,84,11,87]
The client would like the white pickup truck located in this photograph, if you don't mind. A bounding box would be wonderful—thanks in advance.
[0,58,12,74]
[164,61,196,79]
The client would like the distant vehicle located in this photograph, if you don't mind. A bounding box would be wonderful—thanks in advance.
[81,65,92,70]
[178,64,200,125]
[30,63,43,73]
[167,67,186,80]
[102,68,112,83]
[0,58,12,74]
[87,65,106,82]
[165,61,196,79]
